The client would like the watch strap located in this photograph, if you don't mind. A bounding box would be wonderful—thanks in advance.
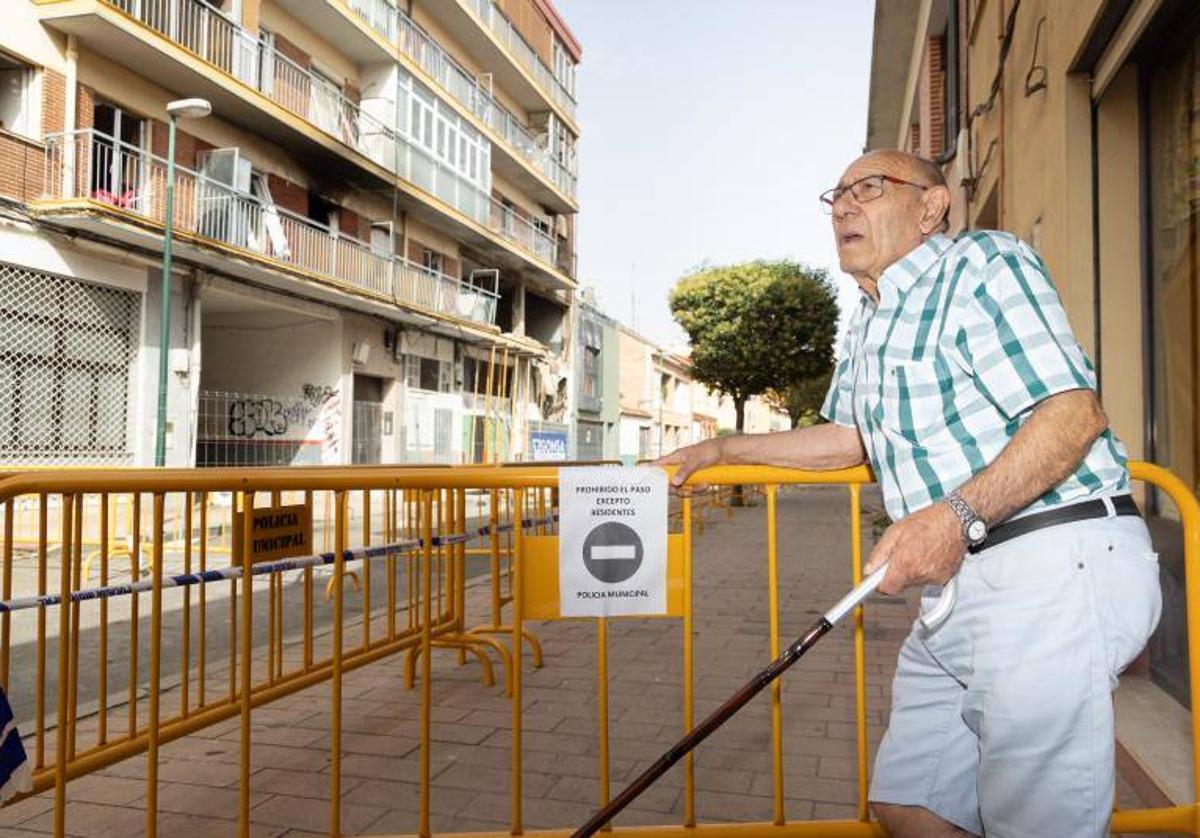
[943,491,983,542]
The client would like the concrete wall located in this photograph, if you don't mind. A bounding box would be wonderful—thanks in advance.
[200,296,343,464]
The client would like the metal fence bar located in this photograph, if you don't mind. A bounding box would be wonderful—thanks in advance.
[0,464,1193,836]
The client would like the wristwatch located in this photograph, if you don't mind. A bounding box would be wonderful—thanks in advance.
[943,491,987,548]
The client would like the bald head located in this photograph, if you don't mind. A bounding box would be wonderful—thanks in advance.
[859,149,947,189]
[828,150,952,298]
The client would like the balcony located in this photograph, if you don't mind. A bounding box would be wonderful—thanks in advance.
[39,129,501,328]
[36,0,572,288]
[457,0,577,122]
[388,5,577,202]
[397,0,579,131]
[275,0,577,209]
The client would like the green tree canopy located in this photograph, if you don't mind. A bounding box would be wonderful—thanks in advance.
[767,370,835,429]
[669,260,838,432]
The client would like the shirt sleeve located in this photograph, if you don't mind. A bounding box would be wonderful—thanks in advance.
[955,240,1095,420]
[820,316,859,428]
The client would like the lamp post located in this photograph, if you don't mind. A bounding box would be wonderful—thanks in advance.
[154,98,211,467]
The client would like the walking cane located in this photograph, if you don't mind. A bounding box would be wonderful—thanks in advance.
[571,566,958,838]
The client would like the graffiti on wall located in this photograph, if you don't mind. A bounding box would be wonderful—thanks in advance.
[319,383,341,465]
[223,385,336,440]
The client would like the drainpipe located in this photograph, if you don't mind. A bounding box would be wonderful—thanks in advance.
[63,34,78,198]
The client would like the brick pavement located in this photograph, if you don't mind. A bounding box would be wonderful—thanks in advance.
[0,485,1151,836]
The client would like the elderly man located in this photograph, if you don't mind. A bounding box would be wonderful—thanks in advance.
[661,150,1161,838]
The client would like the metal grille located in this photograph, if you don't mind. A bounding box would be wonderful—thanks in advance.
[352,400,383,464]
[196,388,337,467]
[576,420,604,461]
[0,263,139,464]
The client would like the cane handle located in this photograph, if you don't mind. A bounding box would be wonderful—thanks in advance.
[919,575,958,632]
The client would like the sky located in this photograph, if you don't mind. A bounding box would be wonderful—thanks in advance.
[556,0,875,348]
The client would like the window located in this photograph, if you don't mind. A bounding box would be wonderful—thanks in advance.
[0,264,140,464]
[91,102,146,210]
[422,248,444,274]
[1141,8,1200,711]
[549,115,577,173]
[552,37,576,97]
[0,55,36,139]
[398,68,490,192]
[500,198,516,236]
[582,346,599,399]
[405,355,453,392]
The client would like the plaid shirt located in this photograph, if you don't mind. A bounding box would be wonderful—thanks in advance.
[822,231,1129,521]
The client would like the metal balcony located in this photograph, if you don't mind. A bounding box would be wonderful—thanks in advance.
[36,0,572,287]
[40,129,501,327]
[341,0,578,201]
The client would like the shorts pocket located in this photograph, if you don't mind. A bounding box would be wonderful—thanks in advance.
[975,535,1080,590]
[1090,548,1162,682]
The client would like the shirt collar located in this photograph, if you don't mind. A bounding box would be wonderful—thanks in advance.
[877,233,954,295]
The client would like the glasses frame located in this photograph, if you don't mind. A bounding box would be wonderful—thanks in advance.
[818,174,931,214]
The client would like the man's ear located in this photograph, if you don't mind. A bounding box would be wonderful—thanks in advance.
[919,186,951,234]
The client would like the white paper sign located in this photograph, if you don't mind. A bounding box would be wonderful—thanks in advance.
[558,466,668,617]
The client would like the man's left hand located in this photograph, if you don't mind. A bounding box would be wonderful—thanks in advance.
[864,501,966,596]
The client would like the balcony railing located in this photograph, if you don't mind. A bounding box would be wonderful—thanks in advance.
[458,0,577,121]
[344,0,577,198]
[100,0,562,274]
[43,129,501,326]
[110,0,261,86]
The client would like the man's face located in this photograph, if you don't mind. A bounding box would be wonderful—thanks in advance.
[830,155,932,285]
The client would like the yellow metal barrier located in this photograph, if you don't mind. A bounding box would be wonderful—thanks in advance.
[0,462,1193,837]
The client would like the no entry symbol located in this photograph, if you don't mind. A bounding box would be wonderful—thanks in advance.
[582,521,644,583]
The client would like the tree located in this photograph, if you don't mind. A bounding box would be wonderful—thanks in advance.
[767,369,835,429]
[670,260,838,435]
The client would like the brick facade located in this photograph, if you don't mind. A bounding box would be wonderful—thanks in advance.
[41,70,66,136]
[272,34,309,70]
[75,84,94,132]
[0,133,45,202]
[150,122,214,168]
[268,173,308,216]
[498,0,553,67]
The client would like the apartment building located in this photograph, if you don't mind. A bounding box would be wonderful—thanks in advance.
[0,0,580,467]
[571,291,618,461]
[866,0,1194,801]
[616,325,787,463]
[617,326,692,462]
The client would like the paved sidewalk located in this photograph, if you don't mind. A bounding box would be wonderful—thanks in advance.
[0,485,1149,836]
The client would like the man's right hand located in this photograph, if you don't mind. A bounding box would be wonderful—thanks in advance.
[655,437,726,494]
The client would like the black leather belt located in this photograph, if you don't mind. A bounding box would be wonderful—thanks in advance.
[967,494,1140,554]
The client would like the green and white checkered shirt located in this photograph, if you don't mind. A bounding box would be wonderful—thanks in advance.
[821,231,1129,522]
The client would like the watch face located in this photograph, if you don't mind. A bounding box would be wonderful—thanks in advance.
[967,519,987,544]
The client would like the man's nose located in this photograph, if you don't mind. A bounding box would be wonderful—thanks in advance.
[832,193,858,223]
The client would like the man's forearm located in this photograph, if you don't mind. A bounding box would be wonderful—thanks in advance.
[719,422,866,471]
[956,389,1108,525]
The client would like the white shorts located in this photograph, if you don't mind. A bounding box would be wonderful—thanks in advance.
[868,514,1162,838]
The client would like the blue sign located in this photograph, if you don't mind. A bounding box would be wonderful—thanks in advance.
[530,429,568,462]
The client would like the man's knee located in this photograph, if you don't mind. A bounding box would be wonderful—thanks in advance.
[871,802,977,838]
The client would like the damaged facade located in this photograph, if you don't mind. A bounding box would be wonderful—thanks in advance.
[0,0,581,466]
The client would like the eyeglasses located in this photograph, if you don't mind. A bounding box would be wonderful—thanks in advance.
[818,174,931,214]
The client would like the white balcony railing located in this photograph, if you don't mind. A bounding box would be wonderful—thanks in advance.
[459,0,577,120]
[351,2,577,198]
[102,0,563,273]
[111,0,261,86]
[43,129,500,326]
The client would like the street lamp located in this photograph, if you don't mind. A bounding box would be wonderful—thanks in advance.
[154,98,211,467]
